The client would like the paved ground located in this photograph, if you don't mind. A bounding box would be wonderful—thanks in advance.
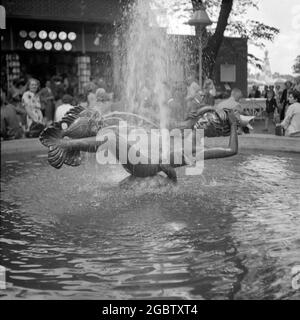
[251,119,277,135]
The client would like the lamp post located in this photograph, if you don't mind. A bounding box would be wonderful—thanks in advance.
[187,4,212,89]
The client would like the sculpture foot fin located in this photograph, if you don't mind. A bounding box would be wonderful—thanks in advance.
[39,126,81,169]
[159,164,177,182]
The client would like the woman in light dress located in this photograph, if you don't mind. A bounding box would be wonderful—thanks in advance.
[21,78,44,130]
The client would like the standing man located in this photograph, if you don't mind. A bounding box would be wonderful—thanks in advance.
[280,81,293,121]
[39,80,55,126]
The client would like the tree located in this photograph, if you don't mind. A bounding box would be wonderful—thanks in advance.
[169,0,279,78]
[293,55,300,74]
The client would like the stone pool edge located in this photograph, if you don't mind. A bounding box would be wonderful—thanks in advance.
[205,134,300,153]
[1,134,300,156]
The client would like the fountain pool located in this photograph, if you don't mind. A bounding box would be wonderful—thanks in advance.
[1,150,300,299]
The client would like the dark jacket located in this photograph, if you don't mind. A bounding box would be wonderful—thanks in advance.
[280,89,289,108]
[1,104,23,139]
[266,98,277,114]
[280,89,291,120]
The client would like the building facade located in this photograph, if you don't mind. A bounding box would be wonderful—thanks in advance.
[1,0,128,93]
[1,0,248,98]
[214,37,248,97]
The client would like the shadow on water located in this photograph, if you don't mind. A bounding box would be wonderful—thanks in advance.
[1,151,300,299]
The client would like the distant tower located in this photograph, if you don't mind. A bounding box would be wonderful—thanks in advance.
[262,50,273,81]
[0,5,6,29]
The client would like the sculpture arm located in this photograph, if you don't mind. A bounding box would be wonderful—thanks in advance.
[203,111,238,159]
[170,106,216,130]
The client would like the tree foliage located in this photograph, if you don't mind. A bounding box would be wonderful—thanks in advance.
[169,0,280,77]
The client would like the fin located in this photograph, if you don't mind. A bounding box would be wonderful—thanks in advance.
[58,105,86,129]
[240,115,255,130]
[63,150,82,166]
[159,164,177,182]
[39,126,81,169]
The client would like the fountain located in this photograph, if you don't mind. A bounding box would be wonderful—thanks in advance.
[2,0,300,301]
[121,0,172,128]
[38,2,254,179]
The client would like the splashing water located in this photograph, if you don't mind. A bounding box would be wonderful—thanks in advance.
[122,0,175,129]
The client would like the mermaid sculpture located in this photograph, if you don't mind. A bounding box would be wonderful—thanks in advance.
[39,103,248,181]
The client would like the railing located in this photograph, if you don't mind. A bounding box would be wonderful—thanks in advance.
[240,98,266,120]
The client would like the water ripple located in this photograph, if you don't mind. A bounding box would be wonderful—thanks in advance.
[1,150,300,299]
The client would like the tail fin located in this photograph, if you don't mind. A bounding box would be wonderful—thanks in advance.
[159,164,177,182]
[39,125,81,169]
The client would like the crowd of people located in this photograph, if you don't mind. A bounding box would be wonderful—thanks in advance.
[248,80,300,136]
[1,75,114,140]
[1,74,300,140]
[182,77,300,137]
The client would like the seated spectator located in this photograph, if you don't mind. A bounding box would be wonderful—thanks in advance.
[277,90,300,137]
[185,90,206,120]
[6,81,26,128]
[216,88,243,114]
[216,88,250,131]
[54,94,74,123]
[185,74,201,111]
[22,78,44,130]
[1,89,23,140]
[8,78,26,101]
[202,78,216,106]
[263,90,278,132]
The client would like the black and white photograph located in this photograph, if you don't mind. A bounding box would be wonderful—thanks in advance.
[0,0,300,304]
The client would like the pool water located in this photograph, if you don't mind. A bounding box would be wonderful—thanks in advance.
[1,150,300,299]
